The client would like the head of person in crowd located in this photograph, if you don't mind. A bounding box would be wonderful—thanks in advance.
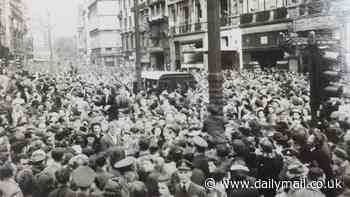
[176,159,193,184]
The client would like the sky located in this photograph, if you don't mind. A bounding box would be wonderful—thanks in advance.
[29,0,80,38]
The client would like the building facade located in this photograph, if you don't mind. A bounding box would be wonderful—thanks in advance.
[77,0,90,65]
[168,0,242,71]
[87,0,122,67]
[94,0,350,71]
[120,0,151,69]
[0,0,29,60]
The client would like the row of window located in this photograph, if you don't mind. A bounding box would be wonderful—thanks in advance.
[122,32,150,51]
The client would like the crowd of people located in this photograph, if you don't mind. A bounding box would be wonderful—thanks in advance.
[0,62,350,197]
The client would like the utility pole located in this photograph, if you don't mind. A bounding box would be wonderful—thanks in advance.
[46,11,54,71]
[308,31,320,127]
[134,0,142,92]
[207,0,223,114]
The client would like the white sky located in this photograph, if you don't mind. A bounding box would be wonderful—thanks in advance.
[29,0,80,38]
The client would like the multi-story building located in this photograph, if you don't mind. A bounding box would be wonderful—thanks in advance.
[77,0,90,65]
[239,0,350,72]
[0,0,29,60]
[120,0,150,69]
[148,0,169,70]
[117,0,349,72]
[87,0,122,66]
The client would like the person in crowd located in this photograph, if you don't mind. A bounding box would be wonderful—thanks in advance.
[0,63,350,197]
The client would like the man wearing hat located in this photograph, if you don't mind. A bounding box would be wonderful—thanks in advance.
[70,166,98,197]
[256,138,284,197]
[48,168,75,197]
[112,157,137,182]
[202,104,226,145]
[100,126,122,152]
[29,149,55,197]
[192,136,209,184]
[174,159,207,197]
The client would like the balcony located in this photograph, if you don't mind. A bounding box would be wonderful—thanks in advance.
[148,0,165,6]
[240,13,253,24]
[170,22,207,36]
[256,11,270,22]
[274,7,288,20]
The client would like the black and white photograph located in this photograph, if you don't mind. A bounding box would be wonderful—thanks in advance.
[0,0,350,197]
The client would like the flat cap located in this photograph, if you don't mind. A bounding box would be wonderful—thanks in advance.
[113,156,135,169]
[71,166,96,188]
[30,149,46,163]
[176,159,192,171]
[193,136,208,148]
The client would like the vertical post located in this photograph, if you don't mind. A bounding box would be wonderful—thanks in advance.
[47,11,54,71]
[207,0,223,114]
[308,31,320,127]
[134,0,142,92]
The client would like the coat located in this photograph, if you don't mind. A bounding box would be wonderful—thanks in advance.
[192,153,210,178]
[339,189,350,197]
[0,178,23,197]
[100,134,122,152]
[174,182,207,197]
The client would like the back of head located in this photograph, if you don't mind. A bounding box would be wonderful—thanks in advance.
[55,167,71,185]
[129,181,148,197]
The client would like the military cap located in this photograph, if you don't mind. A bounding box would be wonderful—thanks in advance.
[113,156,135,169]
[71,166,96,188]
[230,164,250,172]
[334,147,348,161]
[260,138,273,153]
[30,149,46,163]
[193,136,208,148]
[176,159,193,171]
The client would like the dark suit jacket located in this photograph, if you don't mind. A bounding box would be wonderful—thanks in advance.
[192,153,210,178]
[174,182,207,197]
[100,134,122,152]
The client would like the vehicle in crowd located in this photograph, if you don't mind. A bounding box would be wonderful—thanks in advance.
[141,71,197,94]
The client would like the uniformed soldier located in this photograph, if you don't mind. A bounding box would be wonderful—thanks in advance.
[174,159,207,197]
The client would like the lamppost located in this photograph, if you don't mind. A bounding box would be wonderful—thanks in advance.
[207,0,223,114]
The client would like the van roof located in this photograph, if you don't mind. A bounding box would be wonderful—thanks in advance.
[141,71,194,80]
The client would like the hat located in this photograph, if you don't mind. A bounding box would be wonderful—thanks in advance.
[334,147,348,161]
[272,132,289,143]
[30,149,46,163]
[103,177,128,197]
[71,166,96,188]
[230,164,249,172]
[260,138,273,153]
[113,157,135,169]
[193,136,208,148]
[281,148,298,156]
[157,174,170,182]
[286,162,309,179]
[186,129,201,137]
[176,159,193,171]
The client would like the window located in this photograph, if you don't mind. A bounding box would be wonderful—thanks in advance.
[260,36,268,44]
[222,36,229,47]
[106,48,112,51]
